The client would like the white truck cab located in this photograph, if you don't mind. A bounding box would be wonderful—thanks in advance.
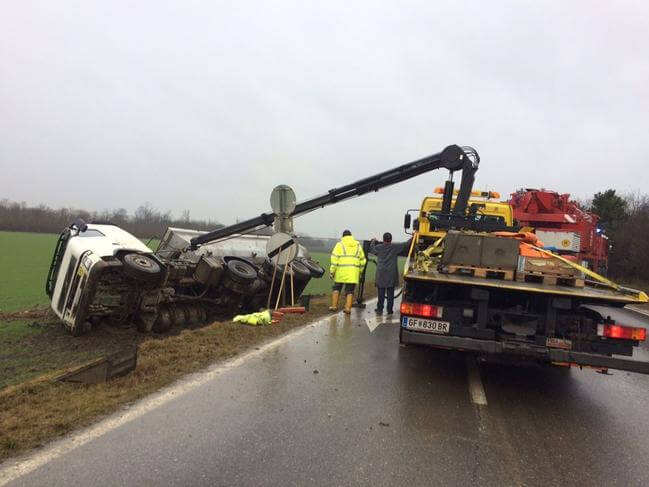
[46,221,155,335]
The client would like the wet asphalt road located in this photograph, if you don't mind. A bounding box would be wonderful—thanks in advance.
[3,299,649,487]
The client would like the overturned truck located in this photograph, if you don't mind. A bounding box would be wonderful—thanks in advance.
[46,223,324,335]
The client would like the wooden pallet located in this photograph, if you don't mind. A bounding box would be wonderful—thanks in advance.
[516,271,585,288]
[447,265,514,281]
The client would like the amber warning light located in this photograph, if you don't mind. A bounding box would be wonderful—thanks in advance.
[433,188,500,199]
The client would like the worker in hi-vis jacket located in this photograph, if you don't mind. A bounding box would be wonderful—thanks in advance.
[329,230,367,314]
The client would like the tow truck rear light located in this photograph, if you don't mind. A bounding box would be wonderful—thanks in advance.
[597,324,646,341]
[400,302,443,319]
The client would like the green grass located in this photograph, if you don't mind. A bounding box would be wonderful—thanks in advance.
[303,251,405,295]
[0,232,59,312]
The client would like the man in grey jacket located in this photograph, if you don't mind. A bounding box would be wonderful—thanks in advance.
[369,232,412,314]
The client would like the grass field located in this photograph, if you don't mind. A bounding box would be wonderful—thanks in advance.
[0,231,58,312]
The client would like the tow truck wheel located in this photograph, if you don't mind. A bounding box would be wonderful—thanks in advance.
[121,253,163,283]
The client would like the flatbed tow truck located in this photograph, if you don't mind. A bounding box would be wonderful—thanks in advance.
[46,144,649,376]
[397,153,649,375]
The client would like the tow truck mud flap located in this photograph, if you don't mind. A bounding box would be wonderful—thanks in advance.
[401,331,649,374]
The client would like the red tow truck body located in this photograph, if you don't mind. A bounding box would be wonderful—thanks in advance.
[509,189,609,274]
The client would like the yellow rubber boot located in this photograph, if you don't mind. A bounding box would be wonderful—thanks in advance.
[343,293,354,314]
[329,291,340,311]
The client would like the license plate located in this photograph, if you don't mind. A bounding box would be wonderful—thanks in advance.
[403,316,450,334]
[546,337,572,350]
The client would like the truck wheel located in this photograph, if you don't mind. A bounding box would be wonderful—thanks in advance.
[300,258,325,278]
[121,253,163,283]
[225,258,257,284]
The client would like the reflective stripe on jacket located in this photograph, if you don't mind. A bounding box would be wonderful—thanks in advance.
[330,235,367,284]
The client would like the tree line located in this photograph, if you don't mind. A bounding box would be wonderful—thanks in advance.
[590,190,649,283]
[0,199,337,251]
[0,199,224,239]
[2,192,648,283]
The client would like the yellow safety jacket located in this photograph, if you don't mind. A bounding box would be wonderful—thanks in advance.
[330,235,367,284]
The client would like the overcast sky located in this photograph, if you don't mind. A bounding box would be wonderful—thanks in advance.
[1,1,648,240]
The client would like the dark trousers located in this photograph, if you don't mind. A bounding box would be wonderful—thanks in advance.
[333,283,356,295]
[377,287,395,313]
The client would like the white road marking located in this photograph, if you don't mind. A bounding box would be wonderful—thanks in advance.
[365,316,383,333]
[466,355,488,406]
[364,292,401,332]
[0,315,334,486]
[364,315,398,333]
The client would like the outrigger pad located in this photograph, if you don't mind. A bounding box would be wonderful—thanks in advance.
[57,348,138,384]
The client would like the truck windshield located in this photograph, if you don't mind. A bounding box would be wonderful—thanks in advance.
[78,229,105,237]
[56,255,78,312]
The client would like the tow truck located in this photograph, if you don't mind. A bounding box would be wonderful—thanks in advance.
[45,144,649,377]
[398,154,649,374]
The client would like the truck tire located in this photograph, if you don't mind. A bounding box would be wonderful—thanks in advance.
[301,258,325,278]
[121,253,163,283]
[290,260,313,281]
[225,258,257,284]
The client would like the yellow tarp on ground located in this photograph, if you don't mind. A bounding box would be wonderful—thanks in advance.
[233,310,272,326]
